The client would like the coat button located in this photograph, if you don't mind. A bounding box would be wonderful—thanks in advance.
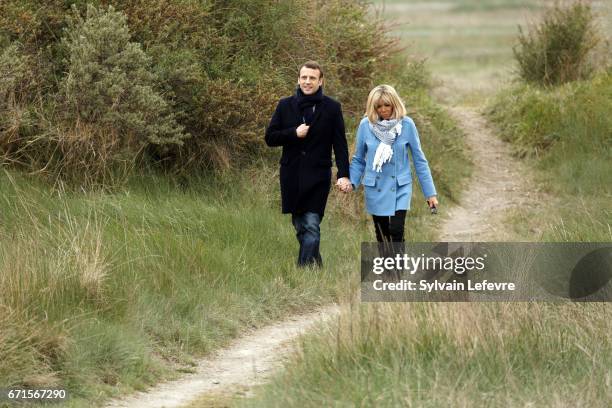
[377,189,381,192]
[391,188,395,192]
[391,175,395,179]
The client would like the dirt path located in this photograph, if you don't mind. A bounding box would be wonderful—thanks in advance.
[104,305,339,408]
[103,109,537,407]
[103,109,536,408]
[103,89,539,408]
[439,107,538,241]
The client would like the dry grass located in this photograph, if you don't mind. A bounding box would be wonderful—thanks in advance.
[242,302,612,407]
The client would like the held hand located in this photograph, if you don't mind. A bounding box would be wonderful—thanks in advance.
[341,183,353,193]
[334,179,344,191]
[296,124,310,138]
[336,177,353,193]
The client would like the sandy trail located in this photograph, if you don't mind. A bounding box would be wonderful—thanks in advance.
[102,109,537,407]
[106,107,535,408]
[439,107,539,241]
[104,305,339,408]
[103,109,538,407]
[103,86,540,408]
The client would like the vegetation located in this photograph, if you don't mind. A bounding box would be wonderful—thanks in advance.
[377,0,540,106]
[513,1,600,86]
[0,138,465,407]
[0,1,470,406]
[486,70,611,241]
[478,0,611,241]
[227,3,611,408]
[0,167,356,406]
[0,0,422,185]
[239,303,611,407]
[60,6,187,154]
[452,0,536,12]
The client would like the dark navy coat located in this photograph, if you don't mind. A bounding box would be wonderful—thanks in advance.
[265,95,350,215]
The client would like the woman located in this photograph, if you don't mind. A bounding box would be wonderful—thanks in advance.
[345,84,438,242]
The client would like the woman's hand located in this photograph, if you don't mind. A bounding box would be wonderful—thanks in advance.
[427,196,438,208]
[336,177,353,193]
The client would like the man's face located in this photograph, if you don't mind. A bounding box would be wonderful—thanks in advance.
[298,67,322,95]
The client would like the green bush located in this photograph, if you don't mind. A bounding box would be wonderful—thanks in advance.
[0,43,31,101]
[0,0,69,48]
[0,0,427,182]
[514,1,599,86]
[2,4,188,186]
[0,43,41,158]
[60,5,187,151]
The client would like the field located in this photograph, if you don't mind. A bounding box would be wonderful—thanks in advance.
[0,2,471,405]
[1,1,610,407]
[232,1,612,407]
[377,0,611,105]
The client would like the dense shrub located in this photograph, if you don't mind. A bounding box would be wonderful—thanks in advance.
[0,43,41,158]
[0,0,425,183]
[2,5,188,185]
[60,5,187,151]
[0,44,31,101]
[0,0,69,49]
[513,1,599,86]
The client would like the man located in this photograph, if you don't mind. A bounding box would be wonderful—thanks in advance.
[265,61,352,267]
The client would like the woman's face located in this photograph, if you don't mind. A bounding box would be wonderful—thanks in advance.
[376,100,393,120]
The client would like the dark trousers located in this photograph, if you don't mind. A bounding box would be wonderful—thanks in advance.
[291,212,323,267]
[373,210,407,280]
[372,210,407,243]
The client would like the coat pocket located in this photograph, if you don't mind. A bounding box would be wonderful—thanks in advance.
[363,174,376,187]
[397,174,412,186]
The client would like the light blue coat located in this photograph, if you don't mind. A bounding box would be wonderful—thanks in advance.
[349,116,437,216]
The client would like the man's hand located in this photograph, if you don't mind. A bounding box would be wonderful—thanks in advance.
[296,124,310,138]
[336,177,353,193]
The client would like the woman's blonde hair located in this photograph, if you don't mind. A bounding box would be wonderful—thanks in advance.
[365,84,406,123]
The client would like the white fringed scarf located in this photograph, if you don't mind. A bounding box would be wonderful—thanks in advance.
[370,119,402,172]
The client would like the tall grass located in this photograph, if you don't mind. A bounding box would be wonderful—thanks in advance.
[240,303,611,407]
[0,167,359,404]
[486,71,611,241]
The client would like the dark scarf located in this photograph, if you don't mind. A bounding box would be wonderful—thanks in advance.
[296,86,323,125]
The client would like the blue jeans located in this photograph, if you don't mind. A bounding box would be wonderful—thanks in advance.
[291,212,322,267]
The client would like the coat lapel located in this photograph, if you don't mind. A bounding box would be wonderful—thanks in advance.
[310,98,325,127]
[289,96,301,122]
[301,97,328,151]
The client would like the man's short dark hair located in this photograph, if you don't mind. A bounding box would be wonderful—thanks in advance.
[299,60,323,79]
